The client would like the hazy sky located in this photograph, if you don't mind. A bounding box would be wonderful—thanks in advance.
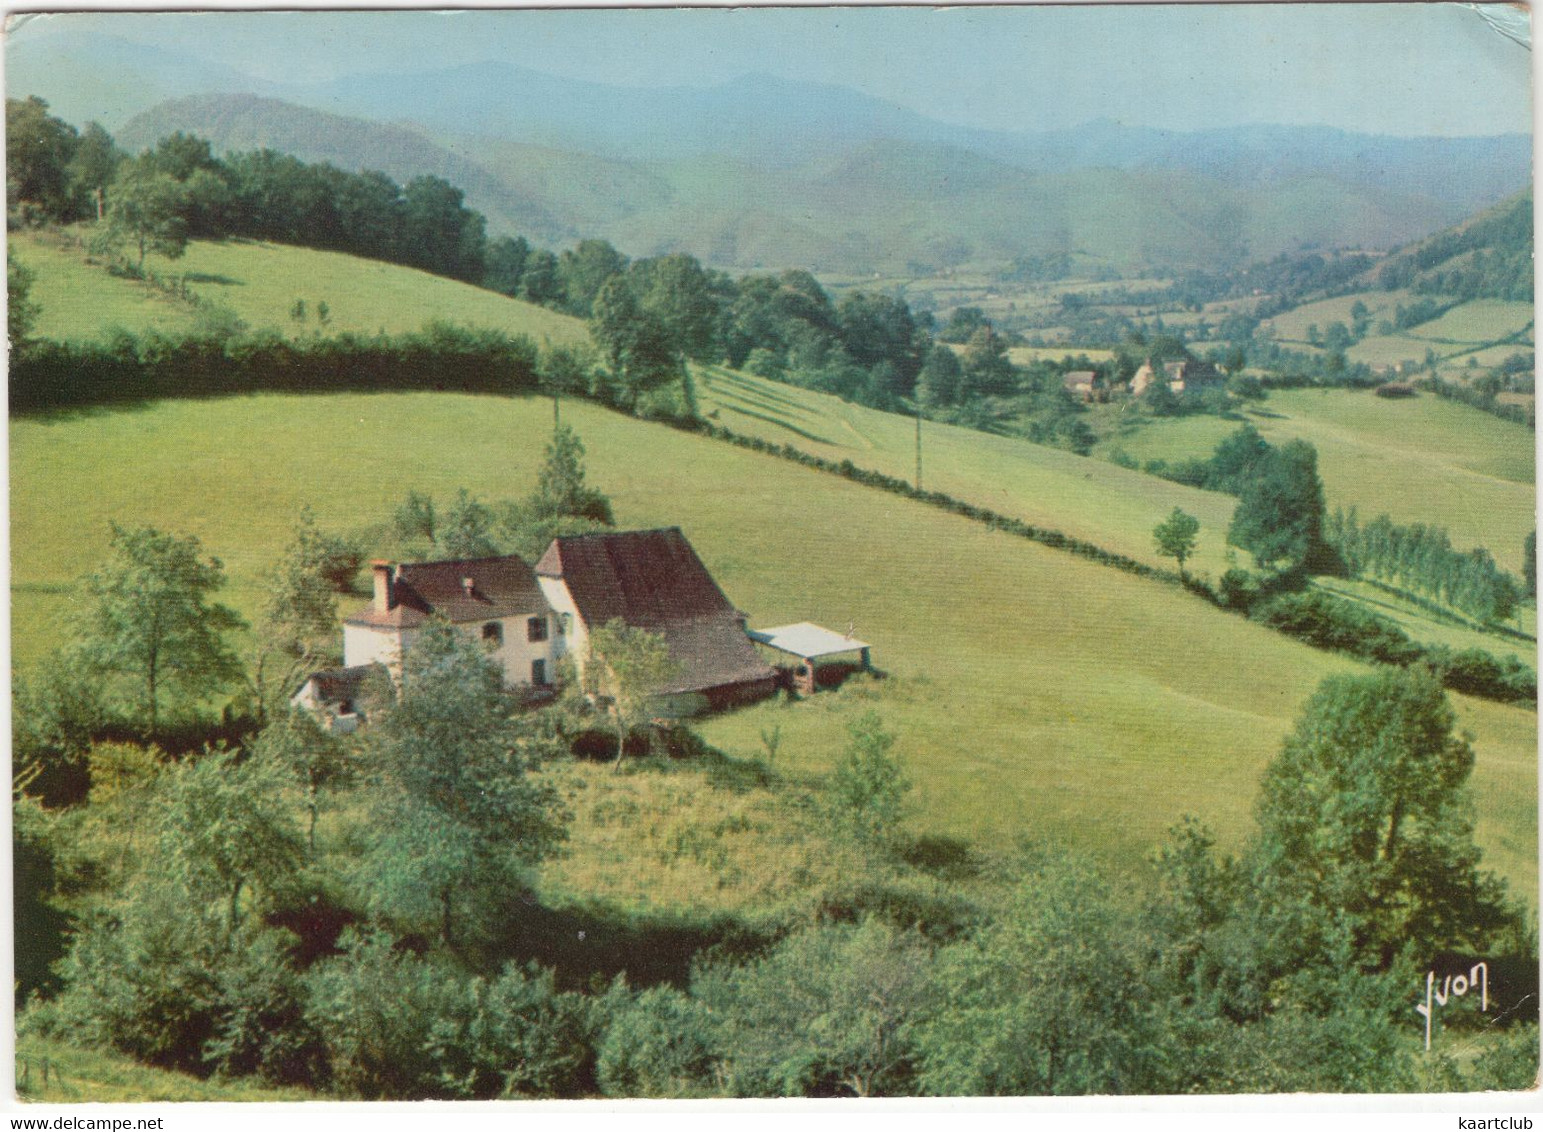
[6,3,1534,136]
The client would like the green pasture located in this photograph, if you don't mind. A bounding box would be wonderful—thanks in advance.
[11,392,1534,891]
[1008,345,1115,365]
[1091,389,1533,574]
[10,228,590,347]
[9,229,200,341]
[1403,300,1535,344]
[15,1035,312,1102]
[696,365,1240,581]
[1262,289,1411,342]
[1314,577,1535,664]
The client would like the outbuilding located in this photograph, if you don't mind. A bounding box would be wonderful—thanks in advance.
[748,621,872,693]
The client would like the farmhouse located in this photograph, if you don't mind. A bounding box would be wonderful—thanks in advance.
[536,527,779,713]
[341,554,562,688]
[295,528,782,722]
[291,664,378,734]
[1062,370,1100,402]
[1131,358,1225,397]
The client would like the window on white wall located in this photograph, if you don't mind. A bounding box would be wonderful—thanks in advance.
[527,616,549,643]
[483,622,503,647]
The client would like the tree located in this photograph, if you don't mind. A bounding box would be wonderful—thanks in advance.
[695,919,933,1097]
[252,507,344,722]
[586,619,680,770]
[6,96,79,222]
[918,850,1154,1095]
[392,489,437,548]
[530,424,613,524]
[252,708,353,854]
[398,175,485,281]
[364,621,566,947]
[1227,439,1326,572]
[537,343,592,424]
[8,252,40,353]
[1251,668,1518,971]
[590,276,686,409]
[76,525,245,733]
[1153,508,1201,581]
[98,163,190,269]
[157,748,304,934]
[558,238,628,317]
[827,711,910,846]
[439,488,500,559]
[68,121,122,221]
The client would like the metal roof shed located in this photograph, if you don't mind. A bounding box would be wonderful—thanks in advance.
[747,622,871,693]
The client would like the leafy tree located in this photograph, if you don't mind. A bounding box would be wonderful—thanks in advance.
[1226,439,1326,571]
[483,234,531,297]
[586,619,680,770]
[918,850,1154,1095]
[6,96,78,222]
[363,621,566,947]
[558,238,629,317]
[76,525,245,733]
[252,708,353,854]
[157,747,304,934]
[530,424,613,524]
[520,248,563,306]
[590,276,687,410]
[392,489,437,548]
[630,253,721,362]
[915,344,963,409]
[959,326,1016,398]
[439,488,501,559]
[537,342,593,424]
[400,175,485,281]
[253,506,345,720]
[695,919,933,1097]
[1153,508,1201,580]
[97,163,191,269]
[1205,424,1272,494]
[8,252,40,354]
[598,984,719,1097]
[827,711,910,846]
[1251,668,1518,971]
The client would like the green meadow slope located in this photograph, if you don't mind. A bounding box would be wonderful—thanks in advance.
[12,392,1535,892]
[1091,387,1535,574]
[8,228,590,346]
[697,366,1242,581]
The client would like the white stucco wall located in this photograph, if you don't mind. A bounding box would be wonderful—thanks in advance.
[343,623,412,674]
[479,612,560,687]
[346,615,563,687]
[537,577,585,681]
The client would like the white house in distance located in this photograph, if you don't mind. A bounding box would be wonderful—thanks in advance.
[344,555,563,686]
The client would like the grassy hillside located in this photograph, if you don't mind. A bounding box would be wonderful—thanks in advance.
[8,228,590,346]
[1091,388,1535,574]
[12,392,1535,893]
[16,1035,312,1102]
[697,366,1241,581]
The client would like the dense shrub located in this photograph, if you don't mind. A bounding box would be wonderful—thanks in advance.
[1250,591,1423,666]
[597,984,720,1098]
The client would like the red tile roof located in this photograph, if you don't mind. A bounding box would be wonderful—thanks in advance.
[538,528,776,695]
[345,554,552,630]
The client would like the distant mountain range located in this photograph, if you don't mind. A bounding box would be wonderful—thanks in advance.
[11,30,1532,277]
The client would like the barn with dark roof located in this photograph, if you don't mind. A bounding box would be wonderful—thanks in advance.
[536,527,778,713]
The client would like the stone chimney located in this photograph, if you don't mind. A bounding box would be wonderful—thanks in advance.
[372,560,395,612]
[462,576,475,596]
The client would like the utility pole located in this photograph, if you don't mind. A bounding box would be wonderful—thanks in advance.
[915,406,922,492]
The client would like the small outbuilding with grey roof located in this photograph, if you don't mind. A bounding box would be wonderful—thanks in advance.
[748,621,872,694]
